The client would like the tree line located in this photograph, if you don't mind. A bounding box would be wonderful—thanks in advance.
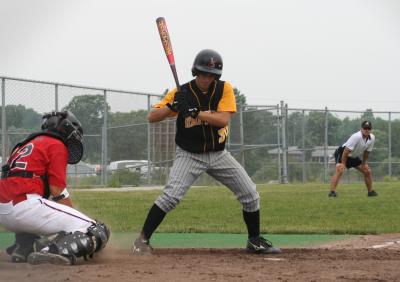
[2,92,400,182]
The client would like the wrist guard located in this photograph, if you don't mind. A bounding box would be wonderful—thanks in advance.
[52,188,70,202]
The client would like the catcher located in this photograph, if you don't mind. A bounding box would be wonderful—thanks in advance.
[0,111,109,265]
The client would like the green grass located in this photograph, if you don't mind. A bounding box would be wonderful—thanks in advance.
[64,182,400,235]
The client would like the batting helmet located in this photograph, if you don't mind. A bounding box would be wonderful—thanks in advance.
[41,111,84,164]
[191,49,223,79]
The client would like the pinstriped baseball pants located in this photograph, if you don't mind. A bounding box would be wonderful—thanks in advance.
[155,146,260,213]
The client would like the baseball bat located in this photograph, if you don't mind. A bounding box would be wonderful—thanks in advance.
[156,17,180,90]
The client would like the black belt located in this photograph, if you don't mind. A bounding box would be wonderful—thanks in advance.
[4,171,35,178]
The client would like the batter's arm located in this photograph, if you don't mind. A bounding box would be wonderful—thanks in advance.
[197,111,232,127]
[49,185,73,207]
[148,107,174,123]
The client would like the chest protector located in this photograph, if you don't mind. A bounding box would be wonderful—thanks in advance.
[175,79,228,153]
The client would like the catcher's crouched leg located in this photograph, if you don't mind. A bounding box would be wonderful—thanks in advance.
[7,233,39,263]
[27,222,110,265]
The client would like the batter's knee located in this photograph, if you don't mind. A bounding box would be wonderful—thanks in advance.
[155,192,181,213]
[240,191,260,212]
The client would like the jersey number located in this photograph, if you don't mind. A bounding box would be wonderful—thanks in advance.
[10,143,34,170]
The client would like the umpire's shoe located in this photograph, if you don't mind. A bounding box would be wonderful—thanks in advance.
[132,237,153,255]
[27,252,77,266]
[328,191,337,198]
[246,236,282,254]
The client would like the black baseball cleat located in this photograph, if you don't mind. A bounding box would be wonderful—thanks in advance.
[132,237,153,255]
[27,252,76,265]
[368,190,378,197]
[7,243,34,263]
[328,191,337,198]
[246,236,281,254]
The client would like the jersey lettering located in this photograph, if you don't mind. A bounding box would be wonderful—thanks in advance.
[10,143,34,170]
[184,116,202,128]
[218,126,229,143]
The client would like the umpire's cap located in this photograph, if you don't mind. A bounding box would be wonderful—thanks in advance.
[361,120,372,129]
[192,49,223,79]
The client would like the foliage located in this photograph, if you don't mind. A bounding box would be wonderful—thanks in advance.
[107,110,149,161]
[63,95,109,133]
[0,104,42,130]
[4,89,400,183]
[233,87,247,106]
[63,95,110,163]
[107,170,141,187]
[67,175,102,188]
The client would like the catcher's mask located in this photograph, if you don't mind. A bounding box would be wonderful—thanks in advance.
[191,49,223,79]
[41,111,84,164]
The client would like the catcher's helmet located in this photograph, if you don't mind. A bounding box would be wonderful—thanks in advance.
[191,49,223,79]
[41,111,84,164]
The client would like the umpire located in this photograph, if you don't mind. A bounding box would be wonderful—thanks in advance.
[329,120,377,197]
[132,49,280,255]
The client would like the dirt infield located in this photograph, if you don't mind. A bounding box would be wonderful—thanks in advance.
[1,234,400,282]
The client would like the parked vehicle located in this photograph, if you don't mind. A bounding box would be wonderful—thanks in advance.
[108,160,151,175]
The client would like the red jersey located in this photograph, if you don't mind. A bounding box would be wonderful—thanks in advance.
[0,135,68,203]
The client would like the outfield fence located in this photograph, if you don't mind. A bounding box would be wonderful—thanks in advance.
[1,76,399,187]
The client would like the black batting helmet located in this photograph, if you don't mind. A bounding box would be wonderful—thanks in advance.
[41,111,84,164]
[191,49,223,79]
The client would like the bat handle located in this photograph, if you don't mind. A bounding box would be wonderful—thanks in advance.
[170,64,180,91]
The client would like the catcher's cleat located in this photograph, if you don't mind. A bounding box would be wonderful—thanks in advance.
[246,236,281,254]
[368,190,378,197]
[328,191,337,198]
[6,243,17,255]
[8,243,34,263]
[132,237,153,255]
[27,252,76,266]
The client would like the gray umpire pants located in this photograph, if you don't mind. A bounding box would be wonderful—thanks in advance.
[155,146,260,213]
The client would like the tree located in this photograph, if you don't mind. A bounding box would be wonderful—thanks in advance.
[233,87,247,106]
[107,110,149,161]
[0,104,41,130]
[63,95,108,134]
[63,95,110,162]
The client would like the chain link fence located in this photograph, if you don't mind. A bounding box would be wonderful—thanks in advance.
[1,76,399,187]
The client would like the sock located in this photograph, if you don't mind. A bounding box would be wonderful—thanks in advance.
[243,210,260,238]
[141,204,167,240]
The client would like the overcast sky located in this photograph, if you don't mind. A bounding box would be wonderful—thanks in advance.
[1,0,399,112]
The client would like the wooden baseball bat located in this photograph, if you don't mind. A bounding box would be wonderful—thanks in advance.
[156,17,180,91]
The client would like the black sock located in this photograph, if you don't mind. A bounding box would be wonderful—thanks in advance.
[243,210,260,238]
[141,204,167,240]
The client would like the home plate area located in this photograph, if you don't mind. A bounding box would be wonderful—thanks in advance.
[1,234,400,282]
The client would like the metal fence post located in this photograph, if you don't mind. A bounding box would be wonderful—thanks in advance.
[324,107,328,183]
[388,112,392,177]
[1,78,6,166]
[102,90,108,186]
[302,110,306,183]
[147,95,151,184]
[276,105,281,184]
[55,84,59,111]
[239,103,245,166]
[281,101,288,184]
